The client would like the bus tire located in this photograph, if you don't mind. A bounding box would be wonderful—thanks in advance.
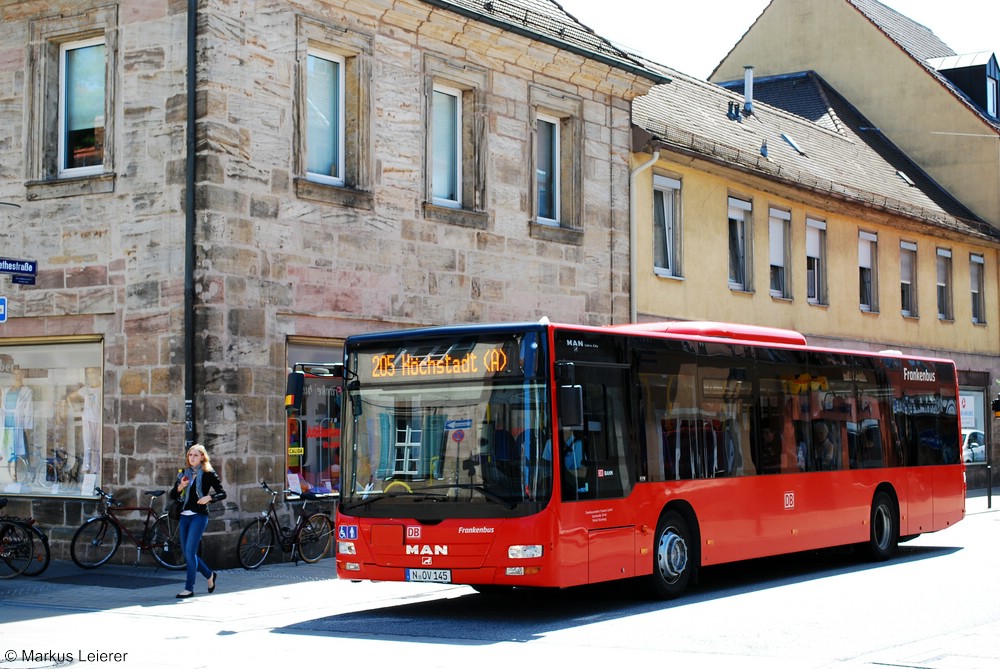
[866,490,898,561]
[650,510,693,599]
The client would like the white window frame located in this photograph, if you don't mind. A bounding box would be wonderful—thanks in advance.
[987,76,998,118]
[971,253,986,324]
[394,417,423,476]
[806,218,827,305]
[430,84,462,208]
[305,48,346,186]
[728,197,752,291]
[768,208,791,298]
[937,247,953,320]
[859,231,878,313]
[536,113,561,225]
[900,241,918,317]
[653,175,682,277]
[58,36,106,178]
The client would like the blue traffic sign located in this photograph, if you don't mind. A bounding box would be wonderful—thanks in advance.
[0,297,6,323]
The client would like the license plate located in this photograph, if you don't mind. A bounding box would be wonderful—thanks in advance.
[406,568,451,583]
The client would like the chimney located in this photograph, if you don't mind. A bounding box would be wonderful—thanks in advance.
[743,65,754,114]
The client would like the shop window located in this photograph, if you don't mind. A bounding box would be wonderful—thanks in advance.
[1,341,104,498]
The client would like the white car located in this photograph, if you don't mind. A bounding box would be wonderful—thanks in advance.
[962,429,986,463]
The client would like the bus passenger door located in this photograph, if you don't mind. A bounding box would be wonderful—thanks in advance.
[568,364,638,583]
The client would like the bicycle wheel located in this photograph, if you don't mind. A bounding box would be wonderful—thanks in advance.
[7,456,28,484]
[71,516,121,569]
[297,513,333,564]
[21,523,51,577]
[237,518,274,570]
[149,514,186,570]
[0,521,34,579]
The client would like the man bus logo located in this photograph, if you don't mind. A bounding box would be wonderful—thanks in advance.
[784,492,795,509]
[405,545,448,556]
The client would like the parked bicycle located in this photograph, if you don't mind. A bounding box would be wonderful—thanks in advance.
[0,497,50,577]
[70,486,185,570]
[6,444,44,486]
[43,449,81,489]
[237,480,334,569]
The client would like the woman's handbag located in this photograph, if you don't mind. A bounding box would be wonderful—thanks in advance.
[168,497,182,521]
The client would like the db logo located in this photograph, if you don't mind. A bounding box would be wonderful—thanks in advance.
[406,526,421,539]
[784,491,795,509]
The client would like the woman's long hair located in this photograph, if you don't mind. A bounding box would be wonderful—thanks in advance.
[183,443,215,473]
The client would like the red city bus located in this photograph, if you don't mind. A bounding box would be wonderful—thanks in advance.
[292,320,965,598]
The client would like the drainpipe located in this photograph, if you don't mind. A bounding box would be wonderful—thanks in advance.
[629,150,660,324]
[184,0,198,449]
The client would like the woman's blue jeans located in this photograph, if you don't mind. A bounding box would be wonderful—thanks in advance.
[178,512,212,591]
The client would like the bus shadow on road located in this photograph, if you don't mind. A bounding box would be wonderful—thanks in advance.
[278,543,959,644]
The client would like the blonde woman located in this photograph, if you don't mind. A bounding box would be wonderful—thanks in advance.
[170,443,226,598]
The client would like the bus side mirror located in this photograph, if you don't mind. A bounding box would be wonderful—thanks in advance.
[559,384,584,429]
[285,371,305,415]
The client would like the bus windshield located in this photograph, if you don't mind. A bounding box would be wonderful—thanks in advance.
[339,330,550,518]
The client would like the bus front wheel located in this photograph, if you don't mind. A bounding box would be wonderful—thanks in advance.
[866,491,898,561]
[651,510,693,599]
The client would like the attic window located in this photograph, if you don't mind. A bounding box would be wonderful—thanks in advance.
[781,133,805,155]
[896,170,915,187]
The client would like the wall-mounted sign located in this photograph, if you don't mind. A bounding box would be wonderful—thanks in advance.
[0,258,36,275]
[0,296,6,323]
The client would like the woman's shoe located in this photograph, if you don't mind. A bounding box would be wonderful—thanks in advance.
[207,572,217,594]
[176,591,194,599]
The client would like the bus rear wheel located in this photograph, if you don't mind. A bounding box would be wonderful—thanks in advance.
[866,491,898,561]
[651,510,692,599]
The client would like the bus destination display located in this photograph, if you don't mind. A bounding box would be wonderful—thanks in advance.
[357,341,514,383]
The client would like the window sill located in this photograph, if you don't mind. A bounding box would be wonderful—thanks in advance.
[529,220,583,245]
[26,173,116,200]
[653,270,684,281]
[295,178,374,211]
[422,203,488,230]
[729,287,754,295]
[769,294,792,303]
[807,300,828,309]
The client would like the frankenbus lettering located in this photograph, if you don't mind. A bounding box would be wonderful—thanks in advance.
[903,367,936,383]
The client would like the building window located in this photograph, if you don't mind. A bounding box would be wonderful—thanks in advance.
[536,114,560,223]
[26,7,117,194]
[806,218,827,305]
[305,49,345,185]
[859,231,878,312]
[0,341,104,500]
[653,175,682,277]
[422,56,487,225]
[431,85,461,207]
[294,19,373,206]
[528,86,582,235]
[59,38,106,177]
[937,248,953,320]
[728,197,752,291]
[900,241,918,317]
[768,208,791,298]
[971,254,986,323]
[987,76,998,118]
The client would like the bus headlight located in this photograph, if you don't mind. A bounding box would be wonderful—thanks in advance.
[508,545,543,559]
[338,541,357,555]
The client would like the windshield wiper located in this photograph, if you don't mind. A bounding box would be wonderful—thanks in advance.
[420,484,518,509]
